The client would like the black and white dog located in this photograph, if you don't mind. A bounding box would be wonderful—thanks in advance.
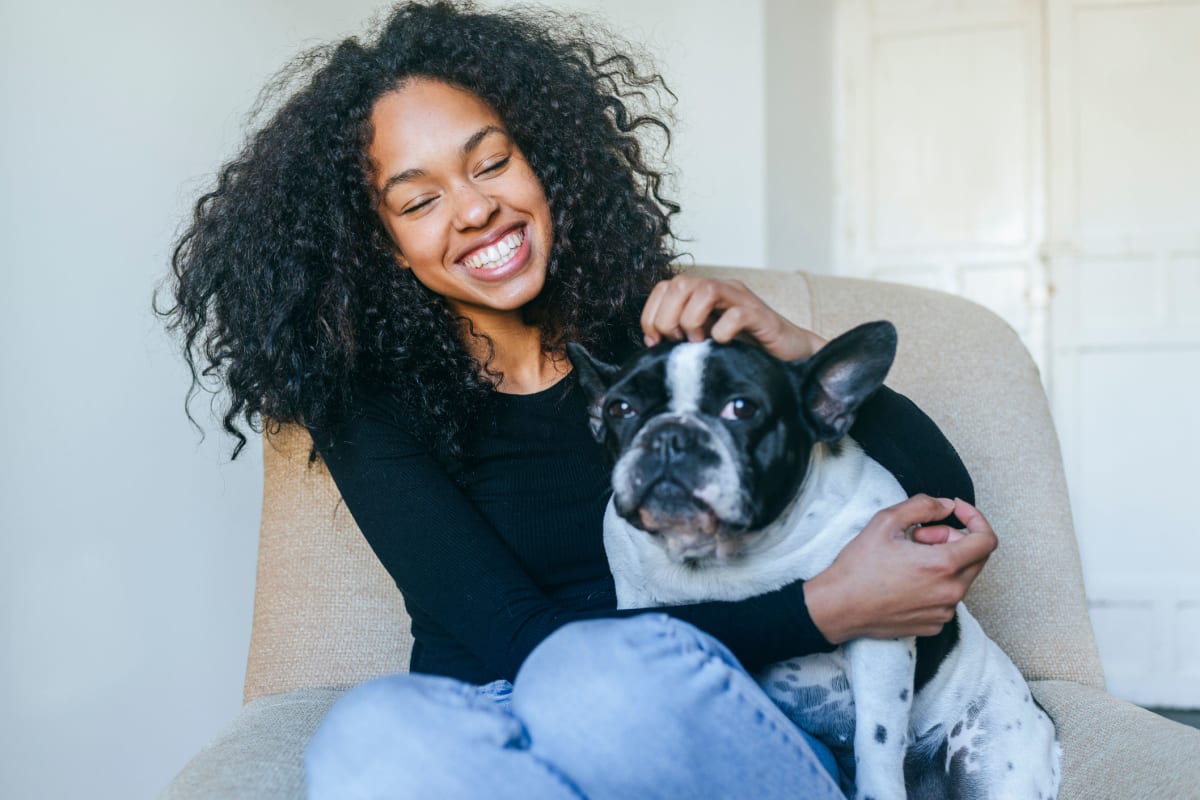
[567,323,1061,800]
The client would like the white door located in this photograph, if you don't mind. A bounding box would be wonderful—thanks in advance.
[835,0,1200,706]
[1044,0,1200,707]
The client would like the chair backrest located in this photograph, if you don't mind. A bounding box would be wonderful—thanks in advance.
[243,268,1105,702]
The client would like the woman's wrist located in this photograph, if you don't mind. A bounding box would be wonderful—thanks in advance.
[775,321,827,362]
[802,569,853,646]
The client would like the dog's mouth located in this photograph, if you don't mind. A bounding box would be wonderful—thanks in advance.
[624,479,752,562]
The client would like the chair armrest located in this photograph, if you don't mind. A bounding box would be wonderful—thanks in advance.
[161,688,343,800]
[1030,679,1200,800]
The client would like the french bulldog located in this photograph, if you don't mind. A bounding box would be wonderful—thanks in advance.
[566,322,1060,800]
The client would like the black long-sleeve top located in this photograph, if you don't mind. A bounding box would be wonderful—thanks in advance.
[316,373,973,686]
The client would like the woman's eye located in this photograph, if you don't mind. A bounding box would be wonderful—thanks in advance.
[720,398,759,420]
[402,197,435,215]
[607,399,637,420]
[479,156,510,175]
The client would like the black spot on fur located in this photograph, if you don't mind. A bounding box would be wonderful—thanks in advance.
[1007,762,1014,771]
[831,674,850,693]
[900,689,909,702]
[951,721,963,737]
[875,725,887,744]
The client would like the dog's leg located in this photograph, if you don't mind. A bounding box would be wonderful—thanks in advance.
[844,637,915,800]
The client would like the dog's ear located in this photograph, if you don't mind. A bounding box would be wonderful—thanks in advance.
[566,342,622,442]
[790,321,897,442]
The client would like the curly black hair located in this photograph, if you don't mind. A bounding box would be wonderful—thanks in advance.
[158,0,679,464]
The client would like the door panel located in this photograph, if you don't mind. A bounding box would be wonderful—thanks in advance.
[837,0,1200,706]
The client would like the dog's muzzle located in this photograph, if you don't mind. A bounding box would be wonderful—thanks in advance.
[613,417,752,561]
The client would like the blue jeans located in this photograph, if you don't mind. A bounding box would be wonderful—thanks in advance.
[305,613,844,799]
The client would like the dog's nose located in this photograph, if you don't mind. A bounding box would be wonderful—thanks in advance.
[650,426,690,462]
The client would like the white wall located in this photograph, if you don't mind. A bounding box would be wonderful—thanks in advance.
[1,1,834,798]
[766,0,835,273]
[531,0,770,268]
[2,2,402,798]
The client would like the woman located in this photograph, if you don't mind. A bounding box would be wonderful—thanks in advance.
[161,2,995,797]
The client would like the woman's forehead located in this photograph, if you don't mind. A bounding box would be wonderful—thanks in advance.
[369,79,506,167]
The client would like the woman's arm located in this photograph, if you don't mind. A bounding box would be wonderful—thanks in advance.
[852,385,974,508]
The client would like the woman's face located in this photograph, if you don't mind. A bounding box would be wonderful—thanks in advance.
[367,79,554,321]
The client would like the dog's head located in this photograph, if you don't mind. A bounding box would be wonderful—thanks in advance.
[566,321,896,563]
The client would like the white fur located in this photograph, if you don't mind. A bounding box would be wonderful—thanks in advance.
[606,437,1062,799]
[666,341,710,414]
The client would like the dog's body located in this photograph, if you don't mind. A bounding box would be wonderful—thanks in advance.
[568,327,1061,800]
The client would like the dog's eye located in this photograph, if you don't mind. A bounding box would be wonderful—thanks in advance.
[720,398,759,420]
[607,399,637,420]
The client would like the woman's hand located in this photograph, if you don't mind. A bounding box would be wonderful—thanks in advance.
[803,495,998,645]
[641,275,826,361]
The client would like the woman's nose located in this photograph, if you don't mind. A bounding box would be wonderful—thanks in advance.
[451,182,498,230]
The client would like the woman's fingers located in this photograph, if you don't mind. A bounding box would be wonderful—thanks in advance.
[945,499,999,570]
[642,276,738,344]
[870,494,957,539]
[640,276,818,360]
[907,498,997,562]
[639,280,676,345]
[910,525,966,544]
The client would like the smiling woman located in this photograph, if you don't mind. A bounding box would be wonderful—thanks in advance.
[159,2,989,798]
[160,0,679,466]
[367,80,555,329]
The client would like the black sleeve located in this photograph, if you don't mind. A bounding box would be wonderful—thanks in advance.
[849,385,975,521]
[315,391,832,683]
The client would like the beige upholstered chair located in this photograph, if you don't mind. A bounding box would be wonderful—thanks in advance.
[163,268,1200,799]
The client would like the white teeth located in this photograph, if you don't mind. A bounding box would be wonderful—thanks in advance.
[463,228,526,270]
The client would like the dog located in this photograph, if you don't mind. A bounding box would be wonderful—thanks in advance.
[566,322,1061,800]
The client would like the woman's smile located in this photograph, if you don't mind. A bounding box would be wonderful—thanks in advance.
[455,223,530,280]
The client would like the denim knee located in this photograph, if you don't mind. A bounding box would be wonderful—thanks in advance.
[518,613,737,682]
[305,673,530,799]
[513,613,741,734]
